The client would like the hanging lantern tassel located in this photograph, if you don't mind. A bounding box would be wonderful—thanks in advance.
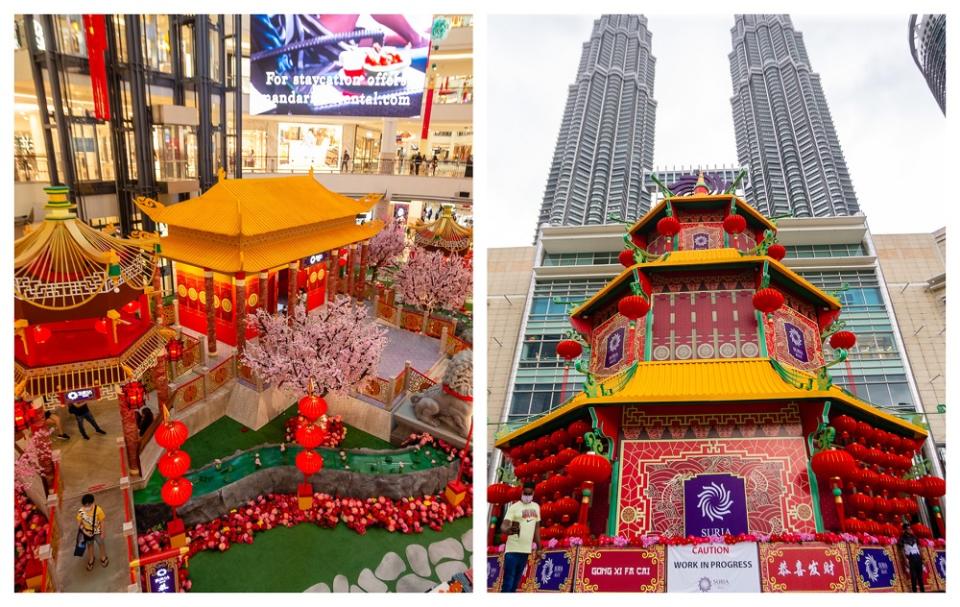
[832,477,846,533]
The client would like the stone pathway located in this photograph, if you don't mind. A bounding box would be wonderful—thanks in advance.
[305,528,472,593]
[375,322,443,377]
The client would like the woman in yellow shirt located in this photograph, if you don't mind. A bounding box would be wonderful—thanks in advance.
[77,493,108,571]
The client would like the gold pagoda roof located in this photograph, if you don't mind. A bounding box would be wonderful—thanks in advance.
[571,249,841,319]
[628,193,777,237]
[411,206,472,253]
[494,358,927,448]
[135,173,382,237]
[134,173,385,274]
[14,186,158,316]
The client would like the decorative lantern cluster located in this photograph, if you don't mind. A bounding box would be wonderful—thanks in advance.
[155,414,193,547]
[14,399,41,433]
[294,390,328,509]
[812,413,945,538]
[165,333,185,363]
[121,381,145,410]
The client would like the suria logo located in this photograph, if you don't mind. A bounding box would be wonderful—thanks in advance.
[696,482,733,522]
[539,558,555,585]
[66,389,95,402]
[608,332,621,351]
[698,576,712,592]
[863,554,880,582]
[789,328,803,346]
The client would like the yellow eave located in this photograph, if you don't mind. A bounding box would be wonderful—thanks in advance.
[571,250,840,318]
[628,194,777,235]
[494,358,926,448]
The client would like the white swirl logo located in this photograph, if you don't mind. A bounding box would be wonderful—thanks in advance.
[863,554,880,582]
[696,482,733,522]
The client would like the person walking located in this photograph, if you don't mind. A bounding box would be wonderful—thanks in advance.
[77,494,109,571]
[68,401,106,440]
[430,153,439,175]
[413,153,423,175]
[464,154,473,178]
[341,151,351,173]
[499,482,541,592]
[900,524,925,592]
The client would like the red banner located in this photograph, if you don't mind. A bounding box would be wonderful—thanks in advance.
[82,15,110,121]
[758,542,854,592]
[574,546,665,592]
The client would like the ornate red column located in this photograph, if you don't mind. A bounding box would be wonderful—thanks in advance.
[345,244,356,299]
[152,256,164,325]
[326,254,337,301]
[358,241,369,299]
[204,270,217,355]
[259,271,269,314]
[321,253,332,306]
[117,393,142,476]
[234,272,247,356]
[287,261,299,316]
[154,353,170,411]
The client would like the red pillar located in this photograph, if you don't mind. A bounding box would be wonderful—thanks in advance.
[118,393,142,476]
[234,272,247,356]
[258,272,269,314]
[152,258,164,326]
[358,241,369,299]
[204,270,216,355]
[287,262,299,316]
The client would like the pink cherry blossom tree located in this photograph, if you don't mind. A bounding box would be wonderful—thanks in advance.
[242,296,388,396]
[393,246,472,319]
[14,428,52,496]
[366,219,407,288]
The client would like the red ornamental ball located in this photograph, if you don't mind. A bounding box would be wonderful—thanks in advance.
[487,483,514,505]
[565,523,590,539]
[567,452,612,484]
[811,449,857,479]
[521,441,537,460]
[550,428,570,449]
[535,435,552,456]
[295,423,327,450]
[160,477,193,509]
[829,331,857,350]
[567,419,591,443]
[848,492,874,513]
[855,421,875,443]
[157,449,192,479]
[298,394,328,422]
[32,325,52,344]
[722,214,747,235]
[656,216,681,237]
[93,319,108,334]
[556,339,583,361]
[295,449,324,477]
[508,445,524,462]
[618,249,636,267]
[752,288,785,314]
[767,243,787,261]
[918,475,946,499]
[557,447,579,466]
[618,294,650,320]
[554,497,579,517]
[832,415,858,435]
[155,420,189,450]
[337,257,347,267]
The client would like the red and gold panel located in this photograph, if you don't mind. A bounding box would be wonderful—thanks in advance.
[590,314,643,378]
[573,546,665,592]
[649,290,760,362]
[617,430,815,538]
[764,305,824,373]
[758,542,854,592]
[678,223,724,251]
[621,403,803,441]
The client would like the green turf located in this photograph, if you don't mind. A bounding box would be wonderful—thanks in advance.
[187,517,472,592]
[135,404,393,503]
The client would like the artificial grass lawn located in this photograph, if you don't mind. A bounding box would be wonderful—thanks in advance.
[135,403,392,503]
[188,517,472,592]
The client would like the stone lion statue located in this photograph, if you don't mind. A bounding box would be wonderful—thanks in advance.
[412,349,472,438]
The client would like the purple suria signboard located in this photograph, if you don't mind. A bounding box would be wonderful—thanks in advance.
[784,323,808,362]
[683,474,748,537]
[604,327,626,369]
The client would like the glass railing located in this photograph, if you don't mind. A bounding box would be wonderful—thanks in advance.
[14,154,51,183]
[235,155,473,178]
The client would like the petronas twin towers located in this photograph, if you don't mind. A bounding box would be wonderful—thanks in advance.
[537,14,861,231]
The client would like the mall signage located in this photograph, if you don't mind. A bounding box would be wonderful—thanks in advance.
[302,252,327,267]
[523,548,576,592]
[573,546,665,592]
[683,473,748,537]
[852,545,902,592]
[758,543,854,592]
[487,555,503,592]
[250,14,432,117]
[667,542,760,592]
[931,547,945,590]
[146,558,179,593]
[60,387,99,405]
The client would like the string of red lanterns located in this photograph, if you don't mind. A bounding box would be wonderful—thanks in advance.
[155,412,193,546]
[294,389,328,509]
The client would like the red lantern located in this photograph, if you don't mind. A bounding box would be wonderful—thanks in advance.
[752,288,784,314]
[521,441,537,460]
[917,475,946,499]
[811,449,856,479]
[165,337,184,362]
[767,243,786,261]
[556,339,583,361]
[32,325,52,345]
[123,300,140,314]
[160,477,193,509]
[844,518,864,534]
[911,523,933,539]
[535,435,552,456]
[617,294,650,320]
[722,214,746,234]
[565,523,590,539]
[873,496,893,514]
[832,415,858,435]
[855,421,875,443]
[298,394,327,422]
[555,497,579,517]
[848,493,874,513]
[567,420,591,443]
[122,381,145,409]
[337,257,347,267]
[846,442,868,461]
[155,420,189,450]
[656,216,681,237]
[567,452,612,484]
[556,447,579,466]
[295,423,327,449]
[93,319,108,334]
[829,331,857,350]
[157,449,192,479]
[487,483,514,505]
[295,449,324,477]
[550,428,570,449]
[14,400,33,432]
[618,249,635,267]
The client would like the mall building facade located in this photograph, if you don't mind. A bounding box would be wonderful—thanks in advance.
[14,13,473,236]
[488,183,945,480]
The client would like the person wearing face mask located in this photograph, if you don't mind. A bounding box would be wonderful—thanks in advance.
[499,481,541,592]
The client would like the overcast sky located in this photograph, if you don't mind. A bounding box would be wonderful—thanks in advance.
[486,14,947,248]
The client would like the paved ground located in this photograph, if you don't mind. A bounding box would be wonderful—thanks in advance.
[375,322,443,377]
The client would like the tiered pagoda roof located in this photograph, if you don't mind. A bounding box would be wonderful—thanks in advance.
[411,205,472,254]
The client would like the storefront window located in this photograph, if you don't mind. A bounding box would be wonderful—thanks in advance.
[96,123,115,181]
[13,103,49,182]
[209,27,220,81]
[152,125,198,180]
[241,129,267,171]
[353,130,381,173]
[143,15,172,72]
[55,15,86,56]
[278,123,343,172]
[72,123,100,181]
[181,23,194,78]
[434,75,473,105]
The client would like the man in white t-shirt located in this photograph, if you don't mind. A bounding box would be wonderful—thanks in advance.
[499,482,541,592]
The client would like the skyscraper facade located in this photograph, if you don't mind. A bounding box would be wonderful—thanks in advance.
[537,14,657,235]
[909,14,946,115]
[729,14,860,218]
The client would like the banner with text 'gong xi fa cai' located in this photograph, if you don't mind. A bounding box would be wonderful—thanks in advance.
[667,543,761,592]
